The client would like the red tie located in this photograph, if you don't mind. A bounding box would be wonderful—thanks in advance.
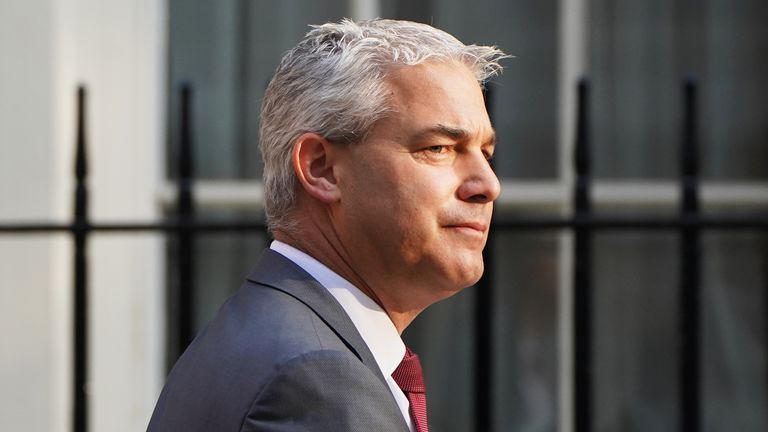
[391,347,429,432]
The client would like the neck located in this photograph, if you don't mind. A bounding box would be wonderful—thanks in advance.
[273,219,423,334]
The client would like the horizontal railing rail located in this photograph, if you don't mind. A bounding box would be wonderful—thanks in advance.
[3,214,768,233]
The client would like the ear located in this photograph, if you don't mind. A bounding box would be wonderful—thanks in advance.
[292,132,341,203]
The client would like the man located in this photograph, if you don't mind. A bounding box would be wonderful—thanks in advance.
[148,18,505,431]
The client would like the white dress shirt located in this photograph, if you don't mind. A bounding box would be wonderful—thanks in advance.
[270,241,414,432]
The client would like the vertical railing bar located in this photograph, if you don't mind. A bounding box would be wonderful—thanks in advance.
[176,82,196,360]
[679,78,701,432]
[73,85,89,432]
[475,82,495,432]
[573,78,593,432]
[236,0,250,179]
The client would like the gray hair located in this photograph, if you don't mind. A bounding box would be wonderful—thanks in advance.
[259,18,507,233]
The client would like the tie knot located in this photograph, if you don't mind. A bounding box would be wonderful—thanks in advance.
[392,347,425,394]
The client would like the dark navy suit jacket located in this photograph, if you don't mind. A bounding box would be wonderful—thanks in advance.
[147,249,408,431]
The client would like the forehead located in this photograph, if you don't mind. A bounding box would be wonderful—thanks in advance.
[380,61,492,137]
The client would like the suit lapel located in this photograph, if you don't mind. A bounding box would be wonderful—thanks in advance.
[246,248,388,387]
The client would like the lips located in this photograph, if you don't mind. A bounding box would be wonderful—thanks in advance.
[444,222,488,233]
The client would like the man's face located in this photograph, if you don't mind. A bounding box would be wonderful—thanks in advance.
[332,61,500,309]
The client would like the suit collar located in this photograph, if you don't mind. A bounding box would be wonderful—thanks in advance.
[246,248,387,386]
[269,241,407,379]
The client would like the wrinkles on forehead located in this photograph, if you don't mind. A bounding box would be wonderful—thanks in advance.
[370,62,493,146]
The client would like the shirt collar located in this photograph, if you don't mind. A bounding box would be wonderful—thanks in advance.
[270,240,406,377]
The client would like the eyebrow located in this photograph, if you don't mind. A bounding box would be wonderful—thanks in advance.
[411,124,496,147]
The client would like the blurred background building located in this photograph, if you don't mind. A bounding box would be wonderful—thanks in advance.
[0,0,766,431]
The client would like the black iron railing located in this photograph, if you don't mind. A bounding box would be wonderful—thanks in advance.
[0,81,766,432]
[573,79,593,432]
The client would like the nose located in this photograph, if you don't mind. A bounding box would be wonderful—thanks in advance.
[456,152,501,204]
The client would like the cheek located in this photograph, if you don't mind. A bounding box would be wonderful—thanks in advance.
[341,154,456,246]
[362,184,432,241]
[340,167,412,240]
[350,182,439,262]
[351,161,438,217]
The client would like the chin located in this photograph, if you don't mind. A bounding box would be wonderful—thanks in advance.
[465,266,485,287]
[448,255,486,289]
[425,261,484,305]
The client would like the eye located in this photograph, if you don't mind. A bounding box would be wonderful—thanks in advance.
[426,145,446,153]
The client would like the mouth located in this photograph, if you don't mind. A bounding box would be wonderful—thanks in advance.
[444,222,488,234]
